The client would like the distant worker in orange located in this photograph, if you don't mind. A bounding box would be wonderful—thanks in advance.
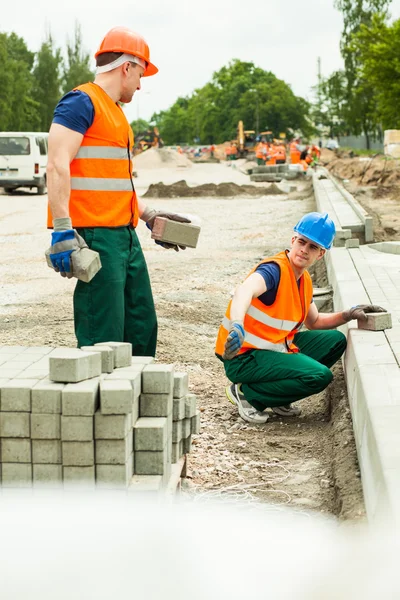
[230,143,238,160]
[274,142,286,165]
[225,144,232,161]
[256,141,267,165]
[290,138,302,164]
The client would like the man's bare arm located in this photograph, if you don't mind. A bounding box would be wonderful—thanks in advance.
[230,273,267,322]
[305,302,346,330]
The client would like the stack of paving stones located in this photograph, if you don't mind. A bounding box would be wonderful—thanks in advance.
[0,344,200,492]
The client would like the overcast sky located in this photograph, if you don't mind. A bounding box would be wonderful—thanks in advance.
[4,0,400,124]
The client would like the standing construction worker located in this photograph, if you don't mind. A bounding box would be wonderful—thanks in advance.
[215,213,386,423]
[290,138,301,164]
[45,26,189,356]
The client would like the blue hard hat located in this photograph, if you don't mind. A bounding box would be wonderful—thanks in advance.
[293,212,336,250]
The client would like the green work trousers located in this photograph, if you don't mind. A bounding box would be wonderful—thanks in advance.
[74,226,157,357]
[223,330,347,411]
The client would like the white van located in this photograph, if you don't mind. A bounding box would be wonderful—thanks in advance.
[0,132,49,195]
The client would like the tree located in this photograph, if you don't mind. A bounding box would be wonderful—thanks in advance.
[334,0,391,146]
[312,70,348,138]
[130,118,151,137]
[32,32,62,131]
[62,22,94,94]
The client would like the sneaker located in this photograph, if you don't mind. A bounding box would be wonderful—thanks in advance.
[225,384,269,424]
[271,403,301,417]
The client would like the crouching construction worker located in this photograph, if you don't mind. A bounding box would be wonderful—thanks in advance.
[46,26,189,356]
[215,212,386,423]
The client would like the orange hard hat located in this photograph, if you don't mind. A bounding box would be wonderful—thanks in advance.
[95,27,158,77]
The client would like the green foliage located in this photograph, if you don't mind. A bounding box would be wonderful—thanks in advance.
[62,22,94,95]
[313,70,348,137]
[152,59,313,145]
[130,118,151,137]
[32,33,62,131]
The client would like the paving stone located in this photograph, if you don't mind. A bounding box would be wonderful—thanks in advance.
[81,346,114,373]
[94,411,132,440]
[1,438,31,463]
[142,364,174,394]
[106,369,141,398]
[32,440,62,464]
[131,356,154,365]
[139,392,173,417]
[182,418,191,438]
[62,441,94,466]
[132,395,139,426]
[96,454,133,488]
[173,396,185,421]
[49,349,101,383]
[61,416,94,441]
[173,372,189,399]
[33,464,63,486]
[31,414,61,440]
[14,370,48,380]
[134,417,168,451]
[0,412,30,438]
[0,369,24,379]
[20,347,53,356]
[62,378,100,416]
[95,431,133,464]
[32,380,64,414]
[0,380,36,412]
[63,466,95,487]
[358,312,393,331]
[182,435,192,455]
[171,441,183,464]
[172,420,183,443]
[128,474,163,493]
[135,447,168,475]
[191,411,201,435]
[2,463,32,487]
[185,393,197,418]
[100,380,133,415]
[97,342,132,367]
[345,238,360,249]
[151,217,200,249]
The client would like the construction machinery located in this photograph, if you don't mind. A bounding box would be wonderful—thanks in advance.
[134,127,164,153]
[236,121,257,157]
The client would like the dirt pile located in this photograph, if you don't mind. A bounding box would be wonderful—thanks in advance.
[134,148,192,170]
[143,180,285,198]
[321,148,400,186]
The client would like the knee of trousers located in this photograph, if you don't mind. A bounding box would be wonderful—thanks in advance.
[312,365,334,392]
[331,329,347,353]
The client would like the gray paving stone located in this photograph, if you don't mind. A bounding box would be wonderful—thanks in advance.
[96,454,133,488]
[61,416,94,441]
[171,441,183,464]
[32,440,62,464]
[182,435,192,455]
[142,364,174,394]
[345,238,360,249]
[191,411,201,435]
[106,369,141,398]
[33,464,63,486]
[135,447,168,475]
[139,392,173,417]
[100,380,133,415]
[128,474,163,493]
[2,463,32,487]
[172,420,183,443]
[358,312,393,331]
[95,431,133,465]
[185,394,197,418]
[173,396,185,421]
[1,438,31,463]
[0,369,24,379]
[151,217,200,249]
[31,414,61,440]
[32,380,64,414]
[49,349,101,383]
[14,370,48,380]
[81,346,114,373]
[62,378,100,416]
[134,417,168,451]
[63,466,95,487]
[131,356,154,365]
[0,380,36,412]
[0,412,30,438]
[97,342,132,368]
[173,372,189,399]
[182,418,191,438]
[94,411,132,440]
[62,441,94,466]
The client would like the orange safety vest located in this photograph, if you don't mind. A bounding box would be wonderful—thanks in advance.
[290,142,301,164]
[215,250,313,356]
[47,82,138,229]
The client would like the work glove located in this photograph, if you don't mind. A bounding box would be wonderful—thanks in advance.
[46,217,88,278]
[141,206,191,252]
[342,304,387,323]
[222,321,245,360]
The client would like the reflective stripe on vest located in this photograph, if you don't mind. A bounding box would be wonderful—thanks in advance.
[70,178,133,191]
[75,146,128,160]
[221,317,288,353]
[247,304,298,332]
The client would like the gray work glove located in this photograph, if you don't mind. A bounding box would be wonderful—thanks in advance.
[141,206,191,252]
[222,321,245,360]
[342,304,387,322]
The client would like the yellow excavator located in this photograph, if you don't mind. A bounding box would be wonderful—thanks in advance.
[236,121,256,157]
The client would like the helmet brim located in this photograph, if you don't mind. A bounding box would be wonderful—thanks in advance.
[143,61,158,77]
[293,229,331,250]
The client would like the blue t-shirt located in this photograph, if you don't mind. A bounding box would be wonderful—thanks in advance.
[52,90,95,134]
[255,262,313,306]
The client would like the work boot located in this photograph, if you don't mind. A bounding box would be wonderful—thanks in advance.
[225,384,269,424]
[271,403,301,417]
